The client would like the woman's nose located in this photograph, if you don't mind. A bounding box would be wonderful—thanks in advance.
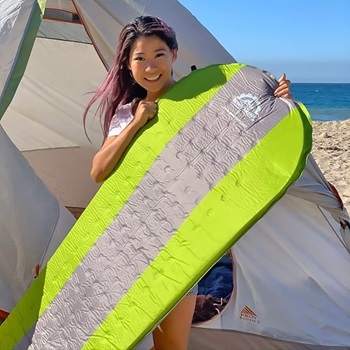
[145,61,157,72]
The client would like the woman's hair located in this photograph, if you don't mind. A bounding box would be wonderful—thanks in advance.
[83,16,178,139]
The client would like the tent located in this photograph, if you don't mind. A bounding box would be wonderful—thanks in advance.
[1,1,350,349]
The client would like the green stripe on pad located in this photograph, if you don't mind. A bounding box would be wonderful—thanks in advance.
[84,104,312,349]
[0,64,245,347]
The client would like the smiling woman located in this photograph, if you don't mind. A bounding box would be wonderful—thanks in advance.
[85,17,199,349]
[84,14,294,350]
[128,35,177,101]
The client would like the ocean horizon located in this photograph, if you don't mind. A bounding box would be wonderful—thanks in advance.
[291,83,350,122]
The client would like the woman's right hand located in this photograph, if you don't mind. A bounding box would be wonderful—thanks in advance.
[90,100,157,183]
[133,100,157,128]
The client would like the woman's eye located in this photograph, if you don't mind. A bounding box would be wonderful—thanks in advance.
[156,53,164,58]
[135,57,144,61]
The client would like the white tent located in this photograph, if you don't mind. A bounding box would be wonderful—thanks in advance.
[1,1,350,349]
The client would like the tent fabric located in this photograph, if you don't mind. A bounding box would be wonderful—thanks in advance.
[2,36,106,151]
[22,147,101,208]
[288,156,350,249]
[289,156,349,222]
[37,19,91,43]
[46,0,76,12]
[0,125,76,313]
[188,329,350,350]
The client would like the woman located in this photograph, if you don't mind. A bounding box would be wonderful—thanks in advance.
[84,15,292,350]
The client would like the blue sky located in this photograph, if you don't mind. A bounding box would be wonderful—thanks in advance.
[179,0,350,83]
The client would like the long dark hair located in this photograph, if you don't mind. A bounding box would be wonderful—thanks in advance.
[83,16,178,139]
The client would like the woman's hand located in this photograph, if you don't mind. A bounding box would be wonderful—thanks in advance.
[274,73,292,98]
[133,100,157,128]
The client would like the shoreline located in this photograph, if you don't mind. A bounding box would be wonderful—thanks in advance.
[312,119,350,213]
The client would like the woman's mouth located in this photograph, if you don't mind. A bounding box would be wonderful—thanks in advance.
[145,74,161,82]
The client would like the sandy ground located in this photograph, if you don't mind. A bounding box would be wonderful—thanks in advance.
[312,120,350,213]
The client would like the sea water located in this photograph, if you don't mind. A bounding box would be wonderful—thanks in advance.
[291,83,350,121]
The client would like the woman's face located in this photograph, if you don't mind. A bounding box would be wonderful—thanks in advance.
[128,35,177,101]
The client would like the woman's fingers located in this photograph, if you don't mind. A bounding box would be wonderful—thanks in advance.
[275,85,291,97]
[278,73,287,83]
[275,73,292,98]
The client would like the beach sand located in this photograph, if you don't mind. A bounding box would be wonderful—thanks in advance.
[312,120,350,213]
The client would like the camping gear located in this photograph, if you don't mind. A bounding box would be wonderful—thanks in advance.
[0,61,313,348]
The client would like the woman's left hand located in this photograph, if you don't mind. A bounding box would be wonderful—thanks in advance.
[274,73,292,98]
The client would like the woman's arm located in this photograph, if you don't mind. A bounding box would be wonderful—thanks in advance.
[91,122,142,183]
[91,100,157,183]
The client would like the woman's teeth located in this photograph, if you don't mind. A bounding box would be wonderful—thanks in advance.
[145,75,161,81]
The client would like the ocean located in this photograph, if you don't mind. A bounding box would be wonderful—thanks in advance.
[291,83,350,122]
